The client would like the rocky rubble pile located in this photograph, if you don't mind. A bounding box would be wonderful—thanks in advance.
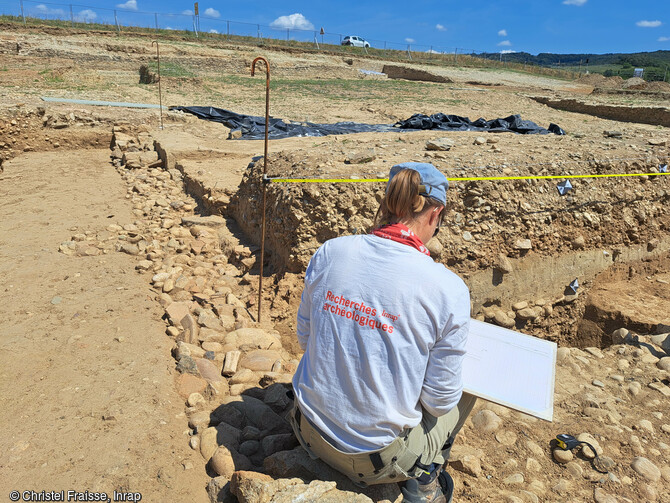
[71,126,390,502]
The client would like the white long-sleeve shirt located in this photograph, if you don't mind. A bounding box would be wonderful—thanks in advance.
[292,234,470,453]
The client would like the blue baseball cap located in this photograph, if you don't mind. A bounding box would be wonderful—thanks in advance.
[388,162,449,206]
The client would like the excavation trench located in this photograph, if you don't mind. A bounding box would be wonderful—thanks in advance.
[531,96,670,128]
[157,141,670,349]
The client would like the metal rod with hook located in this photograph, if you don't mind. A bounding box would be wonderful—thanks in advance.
[251,56,270,323]
[152,40,164,129]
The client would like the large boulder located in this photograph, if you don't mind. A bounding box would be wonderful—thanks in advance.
[239,350,283,372]
[200,422,243,461]
[210,445,252,478]
[225,328,282,351]
[263,447,401,502]
[230,471,373,503]
[207,476,236,503]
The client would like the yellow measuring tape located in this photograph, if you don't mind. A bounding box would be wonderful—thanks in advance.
[266,171,670,183]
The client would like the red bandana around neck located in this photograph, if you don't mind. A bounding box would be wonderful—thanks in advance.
[371,223,430,256]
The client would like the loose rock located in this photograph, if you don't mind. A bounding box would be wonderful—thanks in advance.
[631,456,661,481]
[471,409,502,433]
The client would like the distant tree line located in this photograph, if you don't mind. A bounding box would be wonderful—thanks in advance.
[477,50,670,81]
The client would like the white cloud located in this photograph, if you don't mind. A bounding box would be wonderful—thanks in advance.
[498,29,507,36]
[182,9,193,15]
[497,40,512,46]
[405,38,415,43]
[204,8,220,18]
[659,36,670,42]
[209,29,219,34]
[75,9,97,22]
[270,13,314,30]
[636,20,662,28]
[563,0,587,5]
[116,0,137,11]
[35,4,65,16]
[436,24,446,31]
[501,50,516,54]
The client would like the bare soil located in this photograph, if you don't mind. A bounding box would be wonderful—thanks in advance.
[0,150,209,501]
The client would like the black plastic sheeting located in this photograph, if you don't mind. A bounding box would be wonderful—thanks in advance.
[174,106,565,140]
[396,113,565,136]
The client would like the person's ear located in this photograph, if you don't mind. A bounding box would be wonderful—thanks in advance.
[429,206,443,226]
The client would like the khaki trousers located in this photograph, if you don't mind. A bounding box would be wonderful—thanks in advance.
[290,393,476,487]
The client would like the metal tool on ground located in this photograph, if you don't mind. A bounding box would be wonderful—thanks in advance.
[251,56,270,322]
[152,40,163,129]
[554,434,609,473]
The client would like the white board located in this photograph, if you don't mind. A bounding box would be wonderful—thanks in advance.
[462,319,556,421]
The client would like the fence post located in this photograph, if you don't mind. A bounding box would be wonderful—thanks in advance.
[286,28,289,41]
[192,15,198,37]
[69,4,73,27]
[407,44,412,60]
[257,24,260,41]
[454,47,458,65]
[20,0,26,24]
[226,20,229,40]
[429,45,433,59]
[155,13,158,30]
[114,10,120,32]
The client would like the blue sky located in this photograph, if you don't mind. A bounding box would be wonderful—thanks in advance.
[14,0,670,54]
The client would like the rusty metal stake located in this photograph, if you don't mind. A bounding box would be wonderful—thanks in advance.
[251,56,270,322]
[152,40,163,129]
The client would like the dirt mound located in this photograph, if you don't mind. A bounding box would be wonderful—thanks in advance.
[622,77,647,89]
[595,76,624,89]
[577,73,606,86]
[645,80,670,92]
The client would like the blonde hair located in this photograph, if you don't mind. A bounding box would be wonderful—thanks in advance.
[373,168,443,227]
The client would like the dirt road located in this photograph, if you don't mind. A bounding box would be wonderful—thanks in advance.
[0,150,208,501]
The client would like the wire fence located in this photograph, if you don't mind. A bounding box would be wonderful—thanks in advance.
[1,0,578,80]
